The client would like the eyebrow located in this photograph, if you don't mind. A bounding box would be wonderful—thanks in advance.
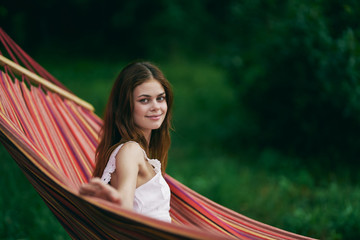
[137,92,166,98]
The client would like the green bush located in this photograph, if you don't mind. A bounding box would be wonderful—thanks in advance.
[215,0,360,165]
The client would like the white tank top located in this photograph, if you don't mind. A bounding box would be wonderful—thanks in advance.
[100,142,171,223]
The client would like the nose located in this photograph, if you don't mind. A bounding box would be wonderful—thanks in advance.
[150,99,160,111]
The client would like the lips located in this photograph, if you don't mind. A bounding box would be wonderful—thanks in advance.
[146,114,162,120]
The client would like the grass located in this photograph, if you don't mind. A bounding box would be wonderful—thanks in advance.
[0,54,359,239]
[0,147,70,240]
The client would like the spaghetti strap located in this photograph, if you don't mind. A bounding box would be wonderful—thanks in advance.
[125,141,161,173]
[126,141,150,160]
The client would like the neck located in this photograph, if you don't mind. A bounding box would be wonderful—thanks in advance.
[143,130,151,146]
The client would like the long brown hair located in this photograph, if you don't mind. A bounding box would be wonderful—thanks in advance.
[93,62,173,177]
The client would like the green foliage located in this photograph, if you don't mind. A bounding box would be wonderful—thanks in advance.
[0,146,69,239]
[215,0,360,163]
[159,59,236,150]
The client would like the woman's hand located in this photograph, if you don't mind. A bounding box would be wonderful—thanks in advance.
[79,178,121,204]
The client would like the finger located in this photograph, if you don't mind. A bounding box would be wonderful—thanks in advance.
[93,184,121,203]
[79,183,100,195]
[79,179,121,204]
[79,185,94,195]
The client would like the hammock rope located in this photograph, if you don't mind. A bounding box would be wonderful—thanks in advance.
[0,28,315,240]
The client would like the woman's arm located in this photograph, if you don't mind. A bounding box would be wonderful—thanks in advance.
[79,142,143,210]
[110,142,142,209]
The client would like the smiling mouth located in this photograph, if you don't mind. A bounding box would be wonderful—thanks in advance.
[146,114,162,120]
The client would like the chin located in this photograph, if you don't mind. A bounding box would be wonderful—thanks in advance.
[152,124,162,130]
[153,122,165,129]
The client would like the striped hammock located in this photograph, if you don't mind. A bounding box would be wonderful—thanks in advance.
[0,28,314,240]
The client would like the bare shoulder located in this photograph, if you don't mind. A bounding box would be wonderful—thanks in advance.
[115,142,145,166]
[110,142,146,199]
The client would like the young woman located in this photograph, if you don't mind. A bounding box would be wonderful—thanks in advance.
[79,62,173,223]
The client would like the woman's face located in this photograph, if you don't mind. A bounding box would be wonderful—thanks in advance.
[133,78,168,138]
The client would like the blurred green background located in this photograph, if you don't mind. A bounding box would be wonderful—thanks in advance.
[1,0,360,239]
